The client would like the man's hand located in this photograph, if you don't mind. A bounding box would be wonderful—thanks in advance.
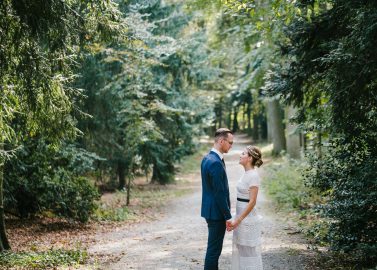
[226,219,240,231]
[226,220,233,231]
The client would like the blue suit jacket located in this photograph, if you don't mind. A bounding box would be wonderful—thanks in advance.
[201,151,231,221]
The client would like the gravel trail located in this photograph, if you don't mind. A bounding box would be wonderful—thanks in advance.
[91,134,317,270]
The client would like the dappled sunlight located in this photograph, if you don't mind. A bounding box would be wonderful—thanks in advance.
[94,134,318,269]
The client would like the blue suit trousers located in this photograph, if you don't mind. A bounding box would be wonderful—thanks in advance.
[204,219,226,270]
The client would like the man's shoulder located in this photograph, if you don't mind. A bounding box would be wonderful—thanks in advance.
[203,151,218,160]
[202,152,221,166]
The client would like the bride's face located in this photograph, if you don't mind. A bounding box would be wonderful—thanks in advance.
[239,149,251,166]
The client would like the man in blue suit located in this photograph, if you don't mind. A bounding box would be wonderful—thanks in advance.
[201,128,234,270]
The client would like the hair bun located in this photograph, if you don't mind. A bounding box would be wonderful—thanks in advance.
[255,159,263,167]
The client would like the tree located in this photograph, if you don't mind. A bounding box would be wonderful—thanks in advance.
[76,0,212,189]
[266,98,286,155]
[266,0,377,264]
[188,0,289,145]
[0,0,125,251]
[285,106,301,159]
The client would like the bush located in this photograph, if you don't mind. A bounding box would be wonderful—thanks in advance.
[39,170,99,222]
[4,138,99,222]
[307,143,377,266]
[263,157,313,210]
[263,156,329,245]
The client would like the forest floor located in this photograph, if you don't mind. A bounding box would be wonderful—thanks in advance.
[5,134,326,269]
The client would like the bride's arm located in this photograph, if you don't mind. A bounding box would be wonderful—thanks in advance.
[232,186,259,229]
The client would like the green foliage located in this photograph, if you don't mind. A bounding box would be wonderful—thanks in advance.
[0,0,126,249]
[177,143,210,174]
[76,0,209,187]
[0,0,125,146]
[266,0,377,265]
[0,249,87,269]
[307,144,377,264]
[0,0,214,252]
[264,157,314,210]
[264,156,330,248]
[58,143,105,176]
[4,139,99,222]
[39,171,99,223]
[94,203,133,222]
[186,0,286,136]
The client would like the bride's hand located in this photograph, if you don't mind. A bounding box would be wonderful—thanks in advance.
[231,219,240,230]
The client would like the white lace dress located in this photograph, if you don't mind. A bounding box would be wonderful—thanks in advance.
[231,169,263,270]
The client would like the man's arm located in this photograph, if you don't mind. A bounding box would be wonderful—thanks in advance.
[208,161,232,220]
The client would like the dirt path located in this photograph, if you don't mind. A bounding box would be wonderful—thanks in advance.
[90,134,317,269]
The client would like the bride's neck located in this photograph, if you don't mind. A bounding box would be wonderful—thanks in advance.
[244,164,254,171]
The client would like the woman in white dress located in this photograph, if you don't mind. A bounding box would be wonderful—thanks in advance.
[229,145,263,270]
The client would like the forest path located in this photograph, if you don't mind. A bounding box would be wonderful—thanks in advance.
[90,134,318,269]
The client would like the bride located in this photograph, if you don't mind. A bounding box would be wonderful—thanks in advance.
[228,145,263,270]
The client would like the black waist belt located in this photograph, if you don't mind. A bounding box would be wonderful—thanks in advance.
[237,198,250,203]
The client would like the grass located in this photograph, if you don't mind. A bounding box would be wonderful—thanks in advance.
[0,249,87,270]
[93,143,209,222]
[94,200,135,222]
[93,186,191,222]
[176,143,211,175]
[263,156,310,210]
[262,155,328,244]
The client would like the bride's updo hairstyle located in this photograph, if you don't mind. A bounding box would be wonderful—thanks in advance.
[246,145,263,167]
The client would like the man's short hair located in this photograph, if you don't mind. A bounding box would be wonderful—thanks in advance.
[214,128,233,142]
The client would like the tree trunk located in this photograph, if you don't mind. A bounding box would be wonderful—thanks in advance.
[267,98,286,155]
[126,175,132,206]
[252,114,259,141]
[232,107,239,132]
[0,143,11,251]
[241,104,245,130]
[145,169,150,183]
[151,163,160,183]
[117,160,126,190]
[285,106,301,159]
[260,112,268,140]
[246,103,252,135]
[218,99,223,128]
[266,101,273,142]
[226,111,232,129]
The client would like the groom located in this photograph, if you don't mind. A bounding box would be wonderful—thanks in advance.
[201,128,233,270]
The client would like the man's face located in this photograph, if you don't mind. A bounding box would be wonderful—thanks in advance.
[220,133,234,153]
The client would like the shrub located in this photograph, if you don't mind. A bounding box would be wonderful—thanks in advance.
[307,144,377,265]
[38,170,99,222]
[263,157,312,210]
[4,138,99,222]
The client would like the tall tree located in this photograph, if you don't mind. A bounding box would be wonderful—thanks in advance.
[266,0,377,264]
[266,98,286,155]
[0,0,124,250]
[285,106,301,159]
[76,0,211,187]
